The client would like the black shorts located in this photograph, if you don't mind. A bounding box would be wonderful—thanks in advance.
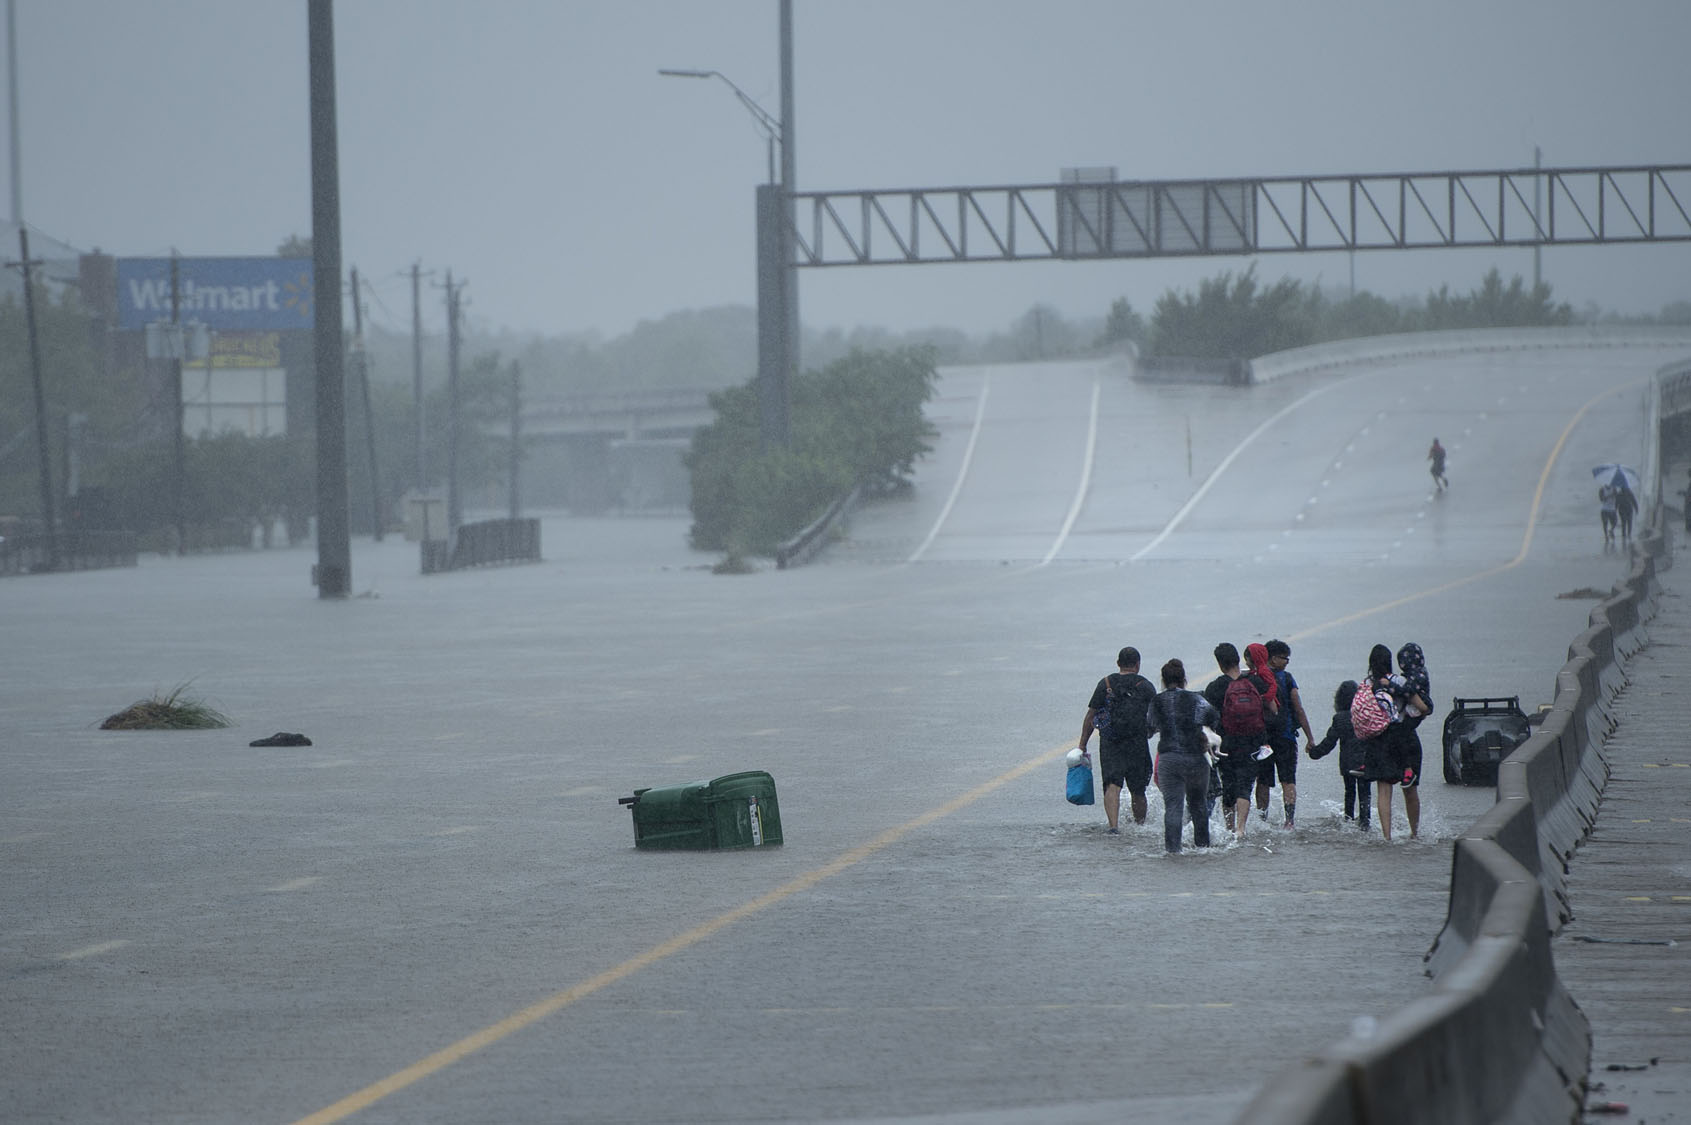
[1256,734,1298,786]
[1099,738,1152,793]
[1399,725,1424,788]
[1217,753,1258,806]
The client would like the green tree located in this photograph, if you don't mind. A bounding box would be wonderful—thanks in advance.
[1413,269,1571,330]
[0,286,141,521]
[685,347,939,555]
[1096,297,1148,350]
[1147,266,1315,358]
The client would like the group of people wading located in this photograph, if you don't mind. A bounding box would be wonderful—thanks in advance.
[1078,641,1433,853]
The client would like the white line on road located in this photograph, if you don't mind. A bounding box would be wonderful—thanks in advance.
[267,877,322,893]
[1038,376,1101,567]
[1131,376,1355,560]
[59,940,129,961]
[907,374,991,564]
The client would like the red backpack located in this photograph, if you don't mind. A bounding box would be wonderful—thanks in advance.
[1220,674,1268,737]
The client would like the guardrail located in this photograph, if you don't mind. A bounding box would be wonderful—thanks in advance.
[774,484,862,570]
[1250,325,1691,385]
[1239,520,1668,1121]
[0,530,139,576]
[421,518,542,575]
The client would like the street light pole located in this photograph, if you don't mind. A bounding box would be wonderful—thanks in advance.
[656,68,779,184]
[659,2,798,448]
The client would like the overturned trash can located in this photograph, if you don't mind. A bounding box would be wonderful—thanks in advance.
[619,771,784,850]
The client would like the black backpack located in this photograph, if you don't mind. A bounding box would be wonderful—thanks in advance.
[1095,673,1149,740]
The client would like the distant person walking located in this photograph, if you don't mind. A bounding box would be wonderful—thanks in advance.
[1145,658,1220,853]
[1308,680,1370,831]
[1596,483,1623,548]
[1077,647,1158,834]
[1599,484,1619,548]
[1427,438,1448,491]
[1615,484,1638,545]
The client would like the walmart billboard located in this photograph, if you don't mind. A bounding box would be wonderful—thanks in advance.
[116,257,315,332]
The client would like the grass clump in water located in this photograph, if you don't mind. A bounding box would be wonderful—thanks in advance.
[100,684,231,730]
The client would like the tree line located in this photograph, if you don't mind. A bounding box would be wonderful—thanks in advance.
[3,258,1686,549]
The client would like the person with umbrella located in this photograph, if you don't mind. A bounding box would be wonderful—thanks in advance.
[1592,465,1640,547]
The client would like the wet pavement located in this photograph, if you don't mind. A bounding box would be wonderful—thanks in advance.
[1557,531,1691,1124]
[0,344,1683,1123]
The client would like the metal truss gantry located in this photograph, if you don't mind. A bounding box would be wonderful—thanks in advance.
[787,164,1691,268]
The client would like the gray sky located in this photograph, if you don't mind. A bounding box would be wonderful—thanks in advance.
[8,0,1689,341]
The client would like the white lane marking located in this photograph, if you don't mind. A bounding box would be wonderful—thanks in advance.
[1038,376,1101,567]
[430,827,480,837]
[60,940,129,961]
[558,786,605,797]
[268,877,322,893]
[908,374,991,563]
[1131,376,1354,561]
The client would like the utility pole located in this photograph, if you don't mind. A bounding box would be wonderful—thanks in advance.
[410,260,425,489]
[350,267,381,541]
[443,271,463,535]
[308,0,350,597]
[170,253,186,555]
[8,227,57,569]
[507,359,521,520]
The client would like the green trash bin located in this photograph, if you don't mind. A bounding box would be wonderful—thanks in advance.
[619,770,783,851]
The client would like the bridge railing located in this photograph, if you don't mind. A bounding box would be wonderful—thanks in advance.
[774,484,862,570]
[0,530,139,576]
[421,518,542,575]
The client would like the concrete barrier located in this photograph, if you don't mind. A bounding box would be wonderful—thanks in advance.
[1249,326,1691,386]
[1238,449,1674,1123]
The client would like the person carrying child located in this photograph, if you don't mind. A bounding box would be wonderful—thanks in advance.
[1308,680,1369,831]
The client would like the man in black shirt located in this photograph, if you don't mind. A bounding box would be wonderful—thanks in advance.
[1202,643,1243,833]
[1078,647,1158,834]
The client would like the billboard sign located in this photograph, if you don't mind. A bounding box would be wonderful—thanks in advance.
[116,257,315,332]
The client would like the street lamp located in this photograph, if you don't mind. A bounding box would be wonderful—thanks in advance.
[657,68,779,184]
[659,24,797,451]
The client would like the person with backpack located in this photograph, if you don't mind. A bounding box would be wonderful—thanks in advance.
[1145,658,1220,853]
[1200,643,1240,828]
[1258,639,1316,828]
[1077,647,1158,835]
[1355,644,1429,841]
[1216,642,1279,843]
[1308,680,1369,831]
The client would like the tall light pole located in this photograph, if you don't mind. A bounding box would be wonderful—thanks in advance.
[660,0,797,449]
[7,0,22,223]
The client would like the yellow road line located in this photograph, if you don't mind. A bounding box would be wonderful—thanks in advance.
[59,939,129,961]
[1290,379,1634,642]
[290,742,1067,1125]
[293,379,1635,1125]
